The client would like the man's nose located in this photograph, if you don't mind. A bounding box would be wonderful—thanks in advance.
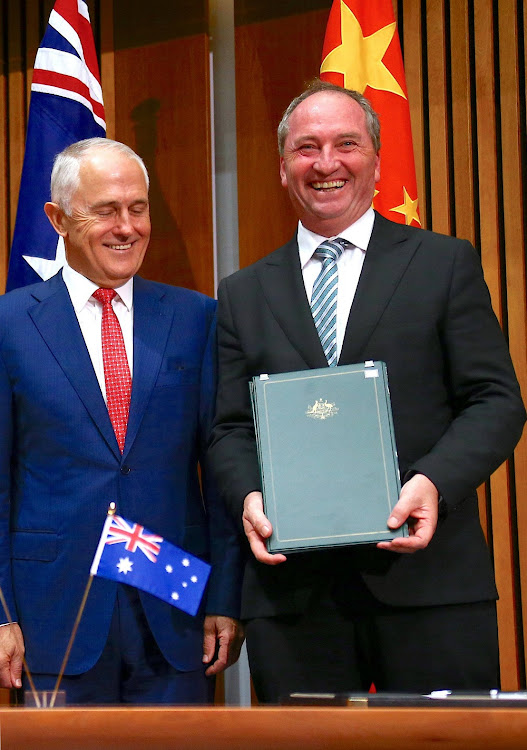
[313,147,339,174]
[114,210,133,235]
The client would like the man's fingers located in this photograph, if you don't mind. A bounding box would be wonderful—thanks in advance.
[246,528,286,564]
[205,640,228,676]
[243,492,287,564]
[10,657,23,688]
[0,624,25,689]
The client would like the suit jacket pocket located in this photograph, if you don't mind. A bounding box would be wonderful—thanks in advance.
[11,530,58,562]
[155,365,200,388]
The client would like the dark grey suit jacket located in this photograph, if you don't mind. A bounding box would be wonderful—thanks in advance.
[210,213,525,619]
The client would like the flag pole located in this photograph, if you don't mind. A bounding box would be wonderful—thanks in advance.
[0,586,41,708]
[50,502,116,708]
[49,576,94,707]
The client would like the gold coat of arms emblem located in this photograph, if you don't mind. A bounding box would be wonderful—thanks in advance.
[306,399,339,420]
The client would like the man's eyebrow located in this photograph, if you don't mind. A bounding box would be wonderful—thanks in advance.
[332,131,362,141]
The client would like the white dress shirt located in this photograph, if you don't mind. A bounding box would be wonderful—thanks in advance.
[298,207,375,360]
[62,264,134,402]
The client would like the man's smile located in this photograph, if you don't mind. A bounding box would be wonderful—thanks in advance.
[311,180,346,191]
[107,243,133,250]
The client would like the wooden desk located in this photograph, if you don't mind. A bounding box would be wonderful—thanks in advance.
[0,706,526,749]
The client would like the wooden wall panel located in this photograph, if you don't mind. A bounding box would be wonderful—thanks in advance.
[0,39,12,698]
[111,0,213,295]
[492,461,521,689]
[450,0,475,242]
[113,34,214,295]
[235,8,331,269]
[426,0,451,234]
[6,0,26,264]
[496,0,527,689]
[24,2,40,109]
[473,0,521,690]
[474,0,502,319]
[0,1,8,294]
[452,0,486,654]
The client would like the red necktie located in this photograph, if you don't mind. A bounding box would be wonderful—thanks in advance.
[93,288,131,453]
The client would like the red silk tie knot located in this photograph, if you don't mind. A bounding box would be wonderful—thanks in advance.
[93,288,131,453]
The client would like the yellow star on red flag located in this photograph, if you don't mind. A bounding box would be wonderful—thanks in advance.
[391,187,421,226]
[321,2,405,98]
[320,0,421,228]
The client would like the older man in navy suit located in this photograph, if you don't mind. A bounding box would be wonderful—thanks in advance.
[0,138,243,704]
[210,81,525,703]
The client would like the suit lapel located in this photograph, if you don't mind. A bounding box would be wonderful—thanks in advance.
[124,276,173,457]
[339,213,422,363]
[255,238,328,369]
[28,273,120,458]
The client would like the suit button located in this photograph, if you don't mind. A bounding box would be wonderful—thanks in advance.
[120,465,131,475]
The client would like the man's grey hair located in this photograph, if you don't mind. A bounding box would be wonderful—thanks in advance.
[50,138,149,215]
[277,80,381,156]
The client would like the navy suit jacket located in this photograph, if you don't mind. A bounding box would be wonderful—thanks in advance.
[0,272,241,675]
[210,213,526,619]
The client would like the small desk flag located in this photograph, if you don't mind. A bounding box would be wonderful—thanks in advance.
[7,0,106,292]
[320,0,420,227]
[91,514,211,617]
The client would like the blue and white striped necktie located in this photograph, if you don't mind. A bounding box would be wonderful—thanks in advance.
[310,237,351,367]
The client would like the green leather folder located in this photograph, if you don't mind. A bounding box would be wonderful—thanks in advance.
[250,361,407,553]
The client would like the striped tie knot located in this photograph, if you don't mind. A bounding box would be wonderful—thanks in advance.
[310,237,351,367]
[314,237,350,264]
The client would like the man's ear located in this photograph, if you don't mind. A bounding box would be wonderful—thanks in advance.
[374,152,381,184]
[279,157,288,189]
[44,202,68,237]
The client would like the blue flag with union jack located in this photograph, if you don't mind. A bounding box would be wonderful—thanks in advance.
[6,0,105,292]
[90,514,212,617]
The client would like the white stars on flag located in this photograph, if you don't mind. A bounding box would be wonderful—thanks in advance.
[165,558,202,602]
[117,557,133,574]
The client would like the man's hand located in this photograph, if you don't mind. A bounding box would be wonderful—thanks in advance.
[202,615,245,677]
[0,623,24,689]
[242,491,287,565]
[377,473,439,553]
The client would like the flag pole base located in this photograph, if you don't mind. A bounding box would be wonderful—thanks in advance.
[24,690,66,708]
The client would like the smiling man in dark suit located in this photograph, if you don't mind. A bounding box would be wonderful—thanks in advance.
[0,138,243,704]
[209,80,525,703]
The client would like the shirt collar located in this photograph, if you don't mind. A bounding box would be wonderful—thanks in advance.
[62,263,134,313]
[297,207,376,270]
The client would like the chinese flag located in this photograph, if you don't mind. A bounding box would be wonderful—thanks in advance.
[320,0,420,226]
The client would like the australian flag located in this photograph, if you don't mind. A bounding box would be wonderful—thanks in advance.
[91,515,212,617]
[6,0,105,292]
